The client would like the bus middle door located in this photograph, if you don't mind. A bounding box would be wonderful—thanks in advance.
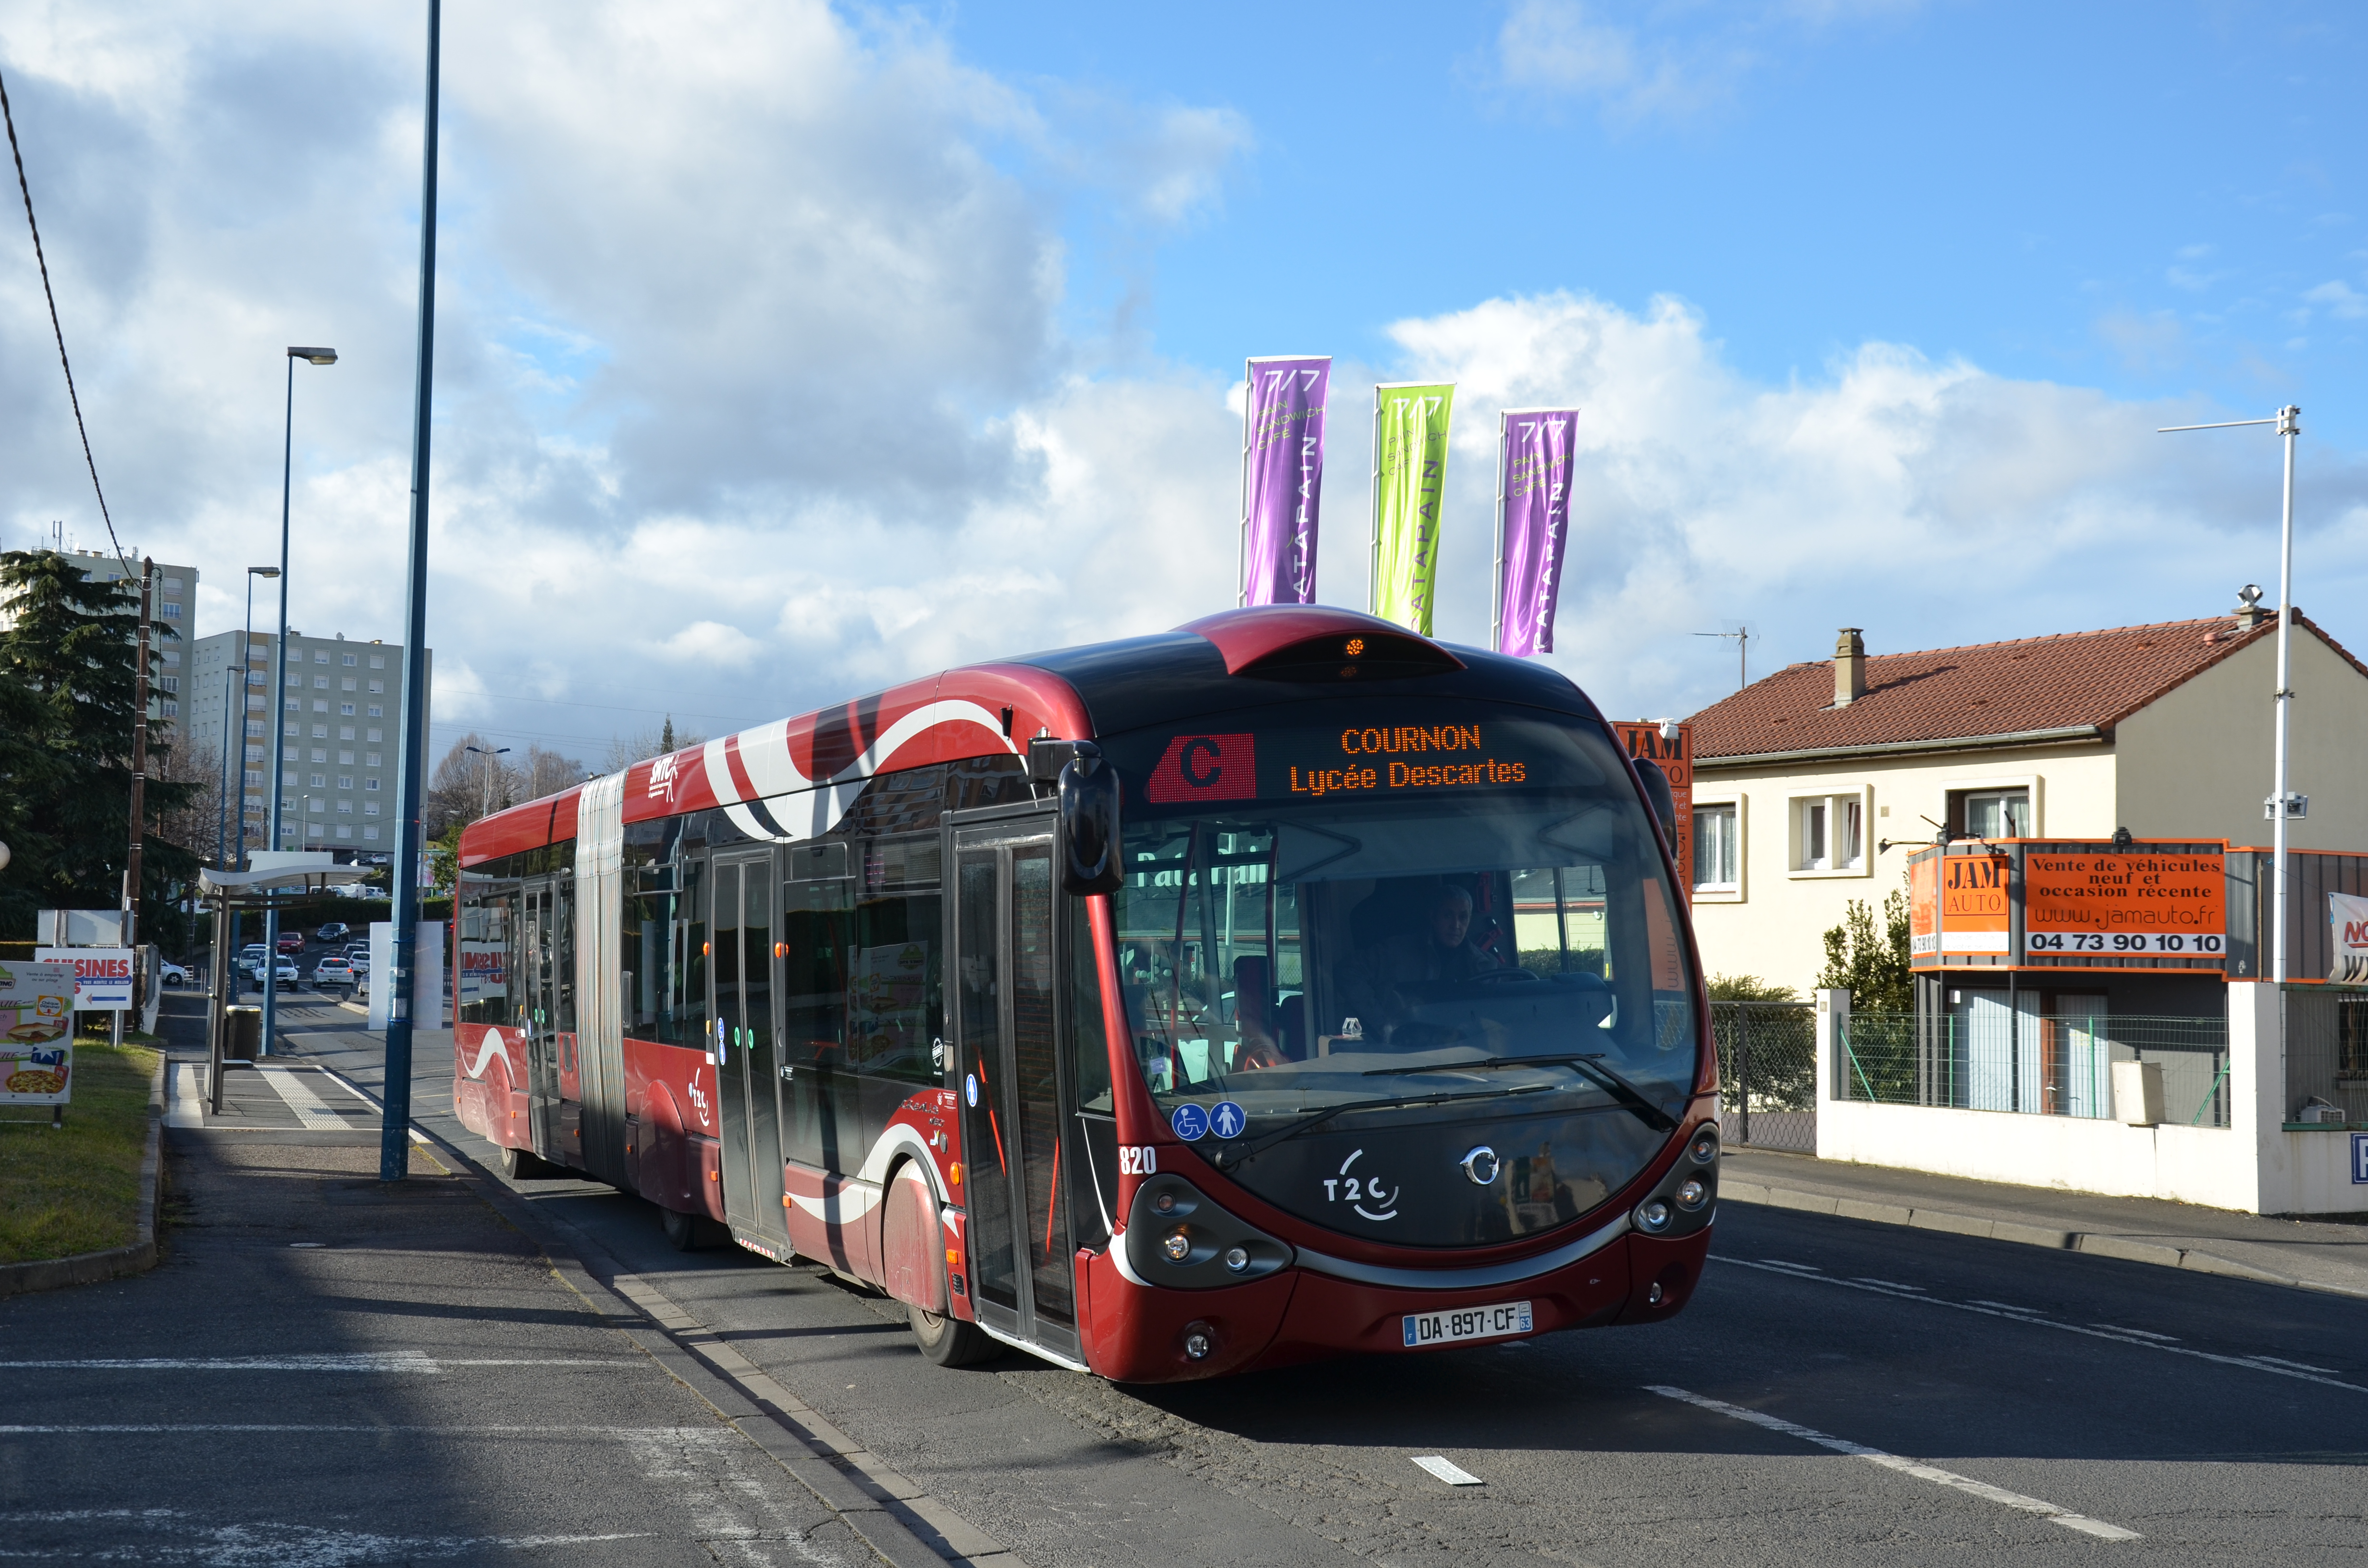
[713,850,790,1251]
[952,817,1079,1363]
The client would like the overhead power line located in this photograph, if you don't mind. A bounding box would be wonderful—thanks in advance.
[0,64,128,576]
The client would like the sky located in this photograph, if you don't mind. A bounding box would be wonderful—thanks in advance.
[1,0,2365,770]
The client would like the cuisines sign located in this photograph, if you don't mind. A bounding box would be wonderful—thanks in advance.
[1143,724,1529,807]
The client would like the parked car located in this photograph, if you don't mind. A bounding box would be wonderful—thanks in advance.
[311,958,356,992]
[157,959,189,986]
[315,921,350,944]
[276,932,305,955]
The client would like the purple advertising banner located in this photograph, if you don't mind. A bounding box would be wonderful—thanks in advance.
[1240,356,1331,606]
[1496,408,1579,655]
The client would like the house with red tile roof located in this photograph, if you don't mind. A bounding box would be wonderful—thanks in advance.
[1681,600,2368,1000]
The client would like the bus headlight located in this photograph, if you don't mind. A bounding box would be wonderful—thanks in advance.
[1635,1199,1672,1234]
[1223,1246,1249,1273]
[1688,1127,1719,1165]
[1162,1228,1192,1262]
[1676,1178,1708,1211]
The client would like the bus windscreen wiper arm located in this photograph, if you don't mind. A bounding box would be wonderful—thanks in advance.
[1362,1053,1677,1132]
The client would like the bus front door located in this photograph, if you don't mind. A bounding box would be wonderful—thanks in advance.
[952,820,1079,1363]
[714,851,789,1250]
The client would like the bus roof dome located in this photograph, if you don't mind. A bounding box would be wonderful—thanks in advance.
[1175,606,1466,681]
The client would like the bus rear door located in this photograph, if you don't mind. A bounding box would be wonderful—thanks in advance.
[952,815,1080,1364]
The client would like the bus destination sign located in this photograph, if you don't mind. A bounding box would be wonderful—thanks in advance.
[1142,722,1548,808]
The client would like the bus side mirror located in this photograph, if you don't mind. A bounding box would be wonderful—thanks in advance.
[1633,756,1677,849]
[1058,749,1123,895]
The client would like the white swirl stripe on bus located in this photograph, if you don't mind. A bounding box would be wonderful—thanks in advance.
[459,1033,510,1081]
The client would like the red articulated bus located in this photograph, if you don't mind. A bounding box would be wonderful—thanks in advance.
[452,605,1719,1380]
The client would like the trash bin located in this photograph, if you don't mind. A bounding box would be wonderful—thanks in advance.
[224,1006,262,1062]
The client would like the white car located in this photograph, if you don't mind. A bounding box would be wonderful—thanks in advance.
[157,959,189,986]
[311,958,357,991]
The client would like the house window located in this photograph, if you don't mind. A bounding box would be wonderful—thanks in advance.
[2340,998,2368,1080]
[314,676,329,689]
[364,801,381,816]
[162,651,180,667]
[341,677,357,691]
[340,703,355,716]
[1695,803,1740,891]
[366,728,383,742]
[310,749,327,762]
[164,576,183,591]
[336,826,353,839]
[370,655,385,669]
[312,724,328,738]
[367,706,384,719]
[364,826,381,841]
[160,601,182,618]
[342,654,357,667]
[1950,787,2032,840]
[1791,791,1866,873]
[336,799,354,814]
[365,776,381,790]
[160,676,178,693]
[365,753,382,767]
[338,776,354,790]
[286,672,300,688]
[314,651,330,664]
[368,681,384,694]
[310,773,326,787]
[160,700,177,717]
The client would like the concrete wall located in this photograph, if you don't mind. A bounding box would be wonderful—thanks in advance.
[2114,624,2368,853]
[1690,743,2115,992]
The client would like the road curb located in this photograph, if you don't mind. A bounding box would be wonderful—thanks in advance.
[0,1049,166,1299]
[1721,1177,2368,1301]
[317,1057,1024,1568]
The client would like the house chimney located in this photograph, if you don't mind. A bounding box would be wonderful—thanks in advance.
[2233,583,2264,632]
[1834,627,1866,707]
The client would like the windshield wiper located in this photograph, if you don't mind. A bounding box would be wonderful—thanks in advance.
[1362,1052,1678,1132]
[1204,1082,1557,1171]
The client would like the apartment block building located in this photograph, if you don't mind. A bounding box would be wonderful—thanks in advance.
[185,628,432,859]
[29,548,201,752]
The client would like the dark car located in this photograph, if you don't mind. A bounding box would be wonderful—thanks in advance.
[315,922,350,944]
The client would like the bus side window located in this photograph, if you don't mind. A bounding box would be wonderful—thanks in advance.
[678,855,709,1050]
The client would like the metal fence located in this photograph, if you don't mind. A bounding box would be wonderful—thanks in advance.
[2282,988,2368,1126]
[1711,1001,1816,1152]
[1836,1011,2230,1129]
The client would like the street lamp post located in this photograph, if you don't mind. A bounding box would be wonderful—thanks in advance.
[465,744,510,823]
[262,346,338,1062]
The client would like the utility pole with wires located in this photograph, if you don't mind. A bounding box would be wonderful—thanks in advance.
[1693,625,1751,691]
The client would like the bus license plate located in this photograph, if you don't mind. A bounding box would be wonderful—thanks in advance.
[1402,1300,1533,1348]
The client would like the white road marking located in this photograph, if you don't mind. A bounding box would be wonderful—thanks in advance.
[0,1423,734,1434]
[2092,1324,2177,1340]
[166,1063,204,1128]
[1854,1277,1924,1290]
[1729,1258,2368,1394]
[0,1353,638,1372]
[1968,1299,2045,1314]
[1411,1455,1485,1485]
[0,1516,649,1563]
[2245,1354,2340,1374]
[1757,1259,1821,1270]
[258,1065,354,1130]
[1646,1384,2140,1541]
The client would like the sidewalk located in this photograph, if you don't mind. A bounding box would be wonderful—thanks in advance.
[1722,1146,2368,1300]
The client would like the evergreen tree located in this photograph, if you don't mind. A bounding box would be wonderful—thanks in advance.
[0,551,197,942]
[1815,889,1913,1014]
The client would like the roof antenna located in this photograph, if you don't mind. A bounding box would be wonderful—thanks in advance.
[1691,623,1751,690]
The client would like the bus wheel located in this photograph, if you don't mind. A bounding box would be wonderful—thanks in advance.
[660,1205,713,1252]
[497,1145,563,1180]
[909,1300,997,1367]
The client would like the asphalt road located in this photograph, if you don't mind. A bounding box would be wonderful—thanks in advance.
[286,1014,2368,1564]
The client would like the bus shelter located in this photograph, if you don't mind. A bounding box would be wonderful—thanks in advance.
[195,864,355,1115]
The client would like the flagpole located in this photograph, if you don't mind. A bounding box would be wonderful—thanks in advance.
[1492,412,1506,655]
[1237,356,1250,608]
[1367,388,1381,617]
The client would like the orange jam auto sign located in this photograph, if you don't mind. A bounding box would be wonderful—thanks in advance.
[1908,849,2012,963]
[2023,849,2225,959]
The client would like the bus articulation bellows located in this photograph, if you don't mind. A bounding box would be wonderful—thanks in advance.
[452,604,1719,1381]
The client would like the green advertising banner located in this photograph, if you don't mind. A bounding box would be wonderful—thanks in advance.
[1370,382,1455,634]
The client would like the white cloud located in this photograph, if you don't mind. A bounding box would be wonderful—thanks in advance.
[2303,280,2368,320]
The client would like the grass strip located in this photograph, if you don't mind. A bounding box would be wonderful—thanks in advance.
[0,1043,159,1264]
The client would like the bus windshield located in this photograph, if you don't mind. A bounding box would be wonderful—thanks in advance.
[1101,705,1700,1244]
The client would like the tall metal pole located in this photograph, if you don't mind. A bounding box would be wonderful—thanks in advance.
[262,355,295,1060]
[119,558,152,1048]
[239,574,259,870]
[383,0,443,1182]
[1491,413,1505,655]
[2272,405,2299,989]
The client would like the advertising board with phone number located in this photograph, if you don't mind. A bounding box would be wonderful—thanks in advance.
[2021,850,2224,960]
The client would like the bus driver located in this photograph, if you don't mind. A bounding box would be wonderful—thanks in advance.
[1334,882,1503,1039]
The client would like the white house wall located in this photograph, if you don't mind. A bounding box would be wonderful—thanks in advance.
[1690,744,2116,993]
[2113,625,2368,852]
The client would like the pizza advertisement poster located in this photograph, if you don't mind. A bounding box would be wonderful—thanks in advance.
[0,960,77,1104]
[2022,847,2226,959]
